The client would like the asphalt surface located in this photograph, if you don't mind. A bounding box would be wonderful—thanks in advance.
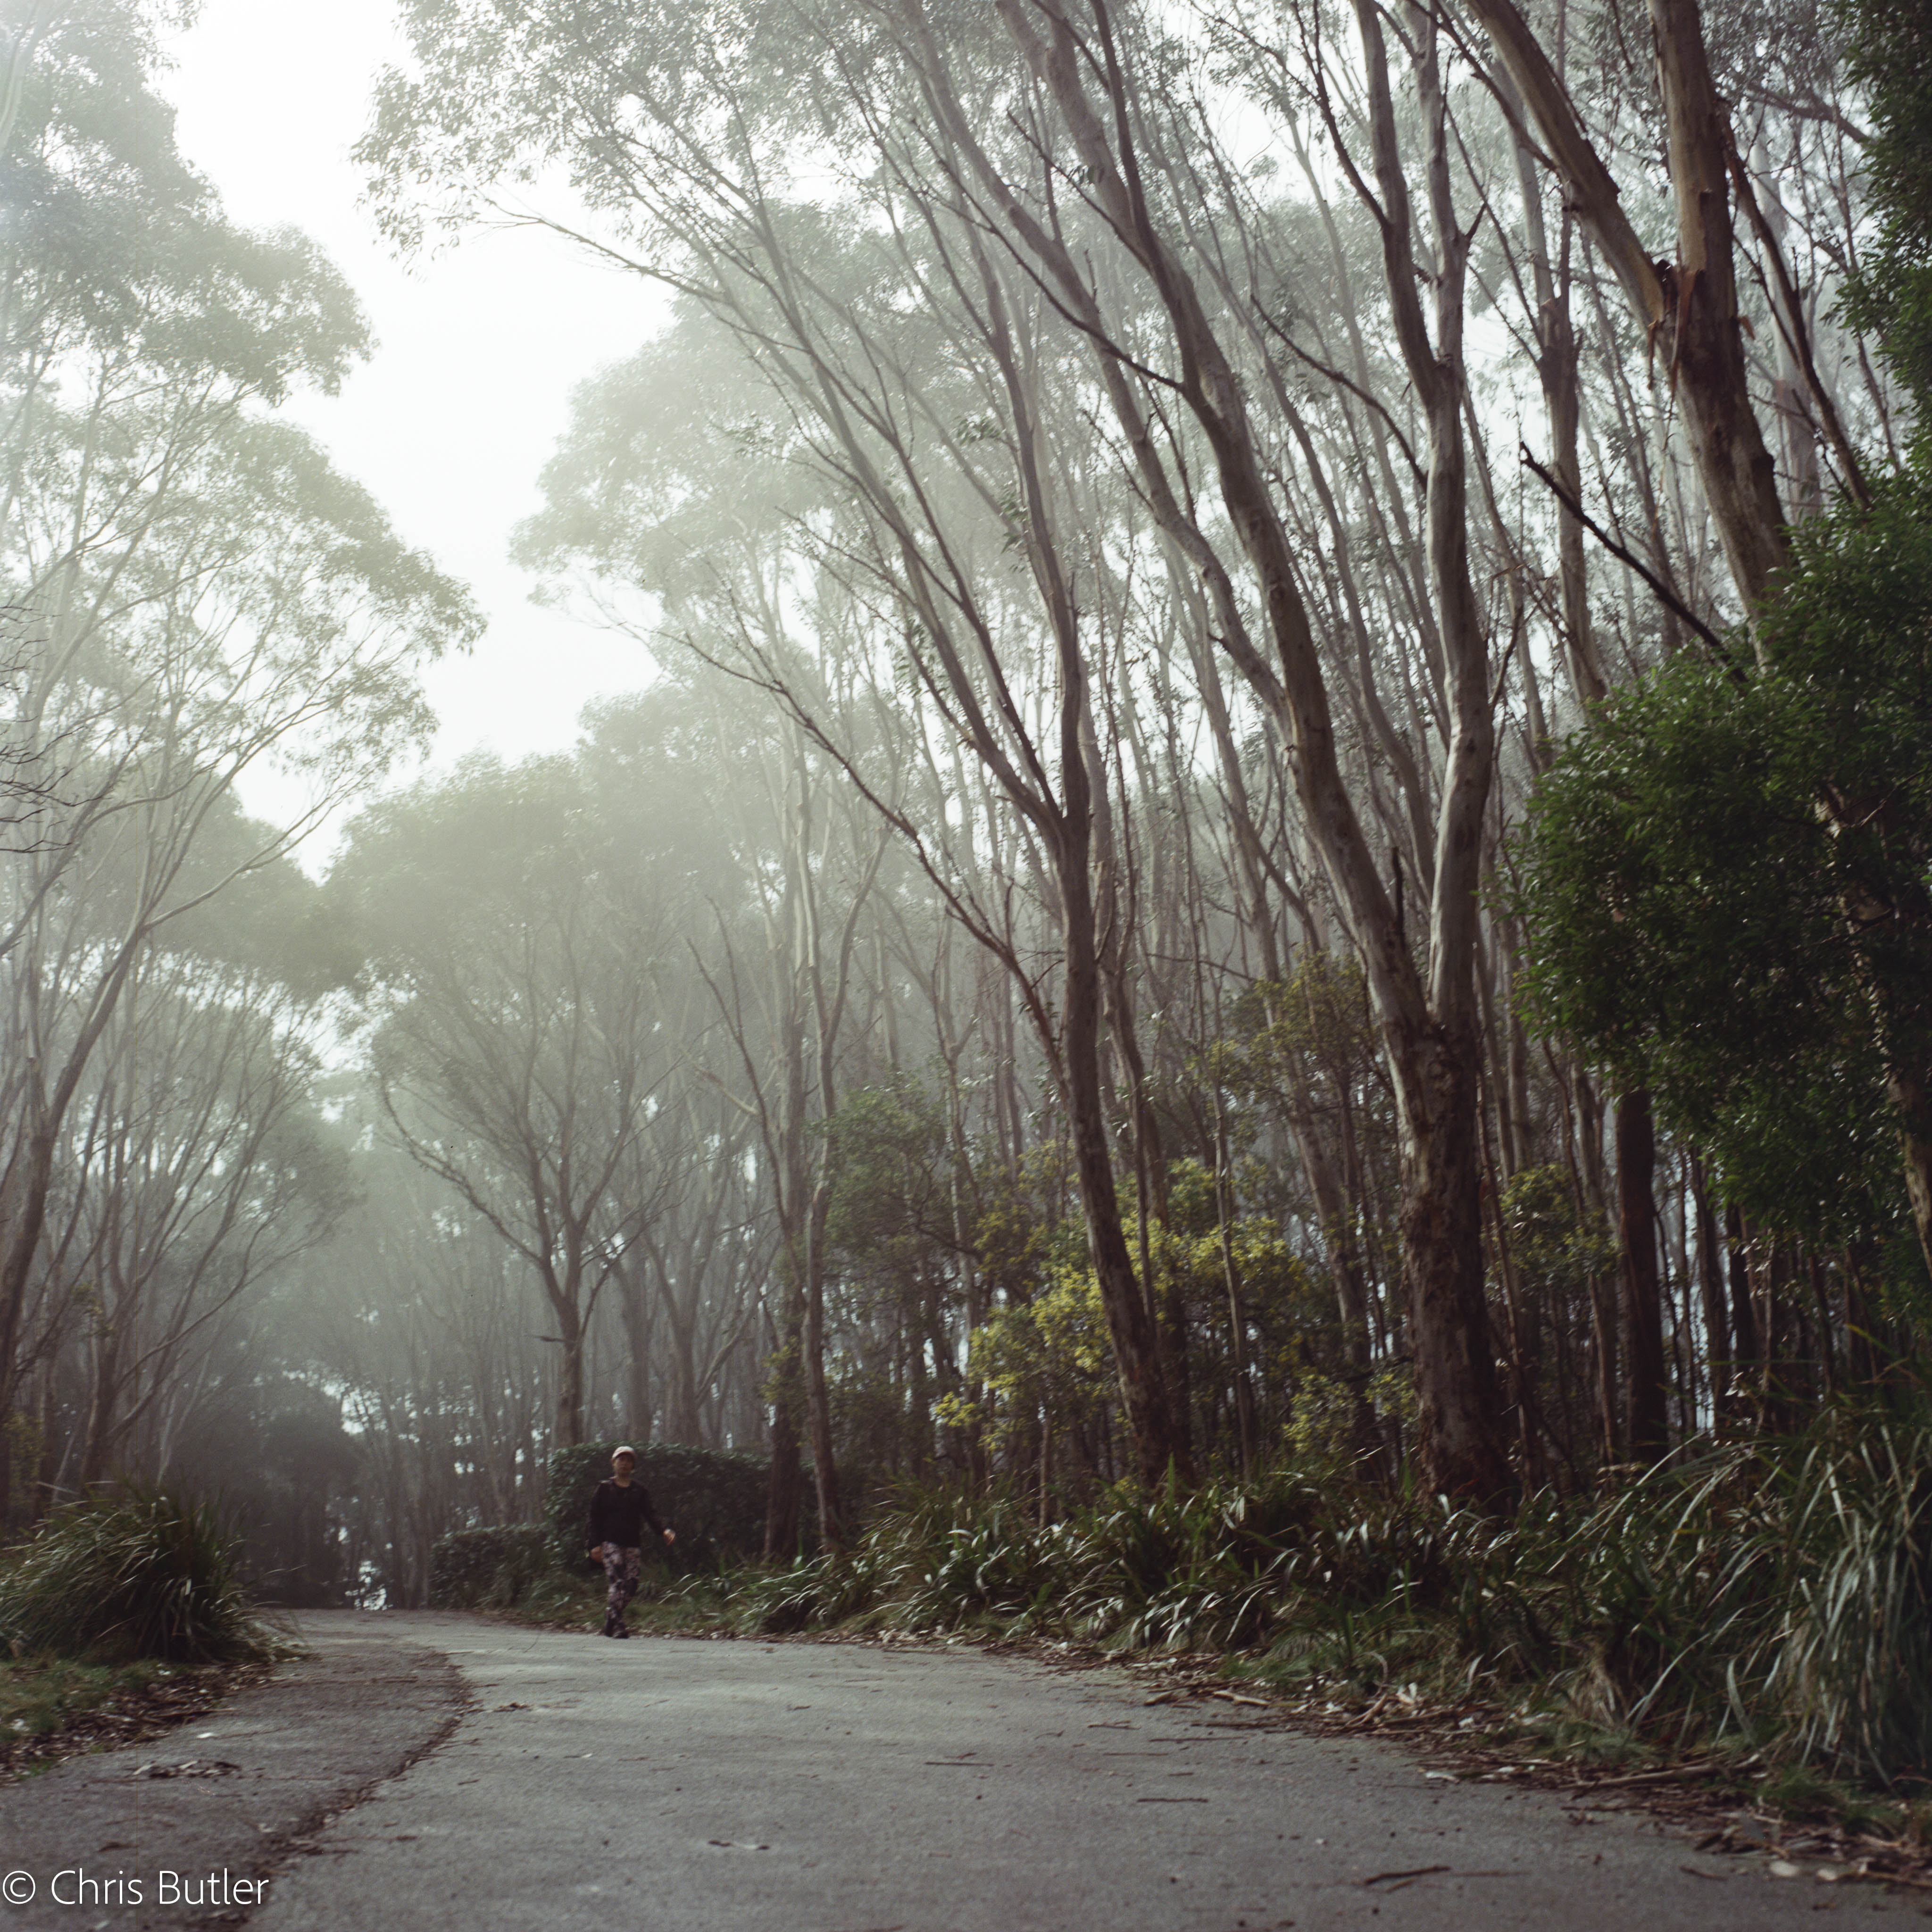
[0,1617,462,1930]
[3,1611,1917,1929]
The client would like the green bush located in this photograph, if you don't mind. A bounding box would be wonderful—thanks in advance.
[428,1526,553,1610]
[542,1441,767,1573]
[0,1488,275,1664]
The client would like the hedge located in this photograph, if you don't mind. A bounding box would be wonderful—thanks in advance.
[543,1441,768,1572]
[428,1526,552,1610]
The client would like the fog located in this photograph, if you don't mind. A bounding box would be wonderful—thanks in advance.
[2,0,1923,1615]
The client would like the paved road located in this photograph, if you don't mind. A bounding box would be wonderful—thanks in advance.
[1,1612,1911,1930]
[237,1611,1899,1932]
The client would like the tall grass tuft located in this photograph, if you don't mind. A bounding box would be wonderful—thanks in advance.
[1760,1420,1932,1782]
[0,1487,278,1664]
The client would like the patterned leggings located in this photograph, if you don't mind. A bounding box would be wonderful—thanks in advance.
[602,1544,642,1623]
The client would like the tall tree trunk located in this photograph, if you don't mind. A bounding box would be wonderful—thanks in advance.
[1285,1091,1377,1458]
[1465,0,1788,607]
[961,0,1508,1495]
[1616,1089,1668,1461]
[1842,1242,1882,1390]
[1688,1150,1733,1428]
[77,1314,121,1492]
[616,1256,653,1438]
[1392,1019,1508,1496]
[764,1301,805,1560]
[801,1178,841,1546]
[1725,1205,1762,1396]
[0,931,150,1522]
[552,1290,585,1449]
[1061,861,1188,1487]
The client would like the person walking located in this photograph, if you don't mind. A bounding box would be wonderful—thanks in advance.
[586,1445,675,1638]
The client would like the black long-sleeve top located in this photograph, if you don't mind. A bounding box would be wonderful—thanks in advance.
[588,1477,668,1549]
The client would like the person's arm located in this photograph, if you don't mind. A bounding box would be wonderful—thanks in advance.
[639,1486,674,1546]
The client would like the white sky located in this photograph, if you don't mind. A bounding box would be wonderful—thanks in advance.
[160,0,669,844]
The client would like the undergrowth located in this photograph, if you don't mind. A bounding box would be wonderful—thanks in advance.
[628,1409,1932,1790]
[0,1487,280,1664]
[0,1656,174,1741]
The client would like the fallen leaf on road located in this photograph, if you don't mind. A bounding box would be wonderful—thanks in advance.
[125,1757,241,1780]
[1361,1865,1449,1888]
[1769,1859,1801,1878]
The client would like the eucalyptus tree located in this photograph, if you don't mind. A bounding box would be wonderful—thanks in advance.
[1512,0,1932,1293]
[373,8,1211,1489]
[523,283,1197,1510]
[826,0,1524,1495]
[8,826,359,1513]
[670,661,897,1548]
[358,0,1912,1497]
[1,0,378,865]
[0,422,466,1517]
[57,949,346,1490]
[284,1129,554,1606]
[333,754,686,1449]
[0,0,473,1518]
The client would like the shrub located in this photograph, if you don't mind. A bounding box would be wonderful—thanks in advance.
[428,1526,553,1610]
[542,1441,767,1572]
[0,1488,275,1663]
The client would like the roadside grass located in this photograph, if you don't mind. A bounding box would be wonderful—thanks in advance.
[0,1488,280,1665]
[0,1656,172,1741]
[0,1486,285,1779]
[0,1651,270,1782]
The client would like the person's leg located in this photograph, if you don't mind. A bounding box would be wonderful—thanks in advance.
[609,1546,642,1634]
[600,1545,632,1635]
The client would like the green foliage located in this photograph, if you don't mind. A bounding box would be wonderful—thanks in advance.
[969,1256,1111,1409]
[1501,1166,1616,1302]
[964,1156,1324,1472]
[541,1441,769,1573]
[428,1526,553,1610]
[0,1489,276,1664]
[1510,0,1932,1257]
[3,0,371,403]
[1505,508,1932,1246]
[1835,0,1932,425]
[823,1073,954,1307]
[1207,957,1389,1204]
[1222,952,1378,1077]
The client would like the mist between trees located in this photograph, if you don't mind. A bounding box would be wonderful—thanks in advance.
[2,0,1927,1627]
